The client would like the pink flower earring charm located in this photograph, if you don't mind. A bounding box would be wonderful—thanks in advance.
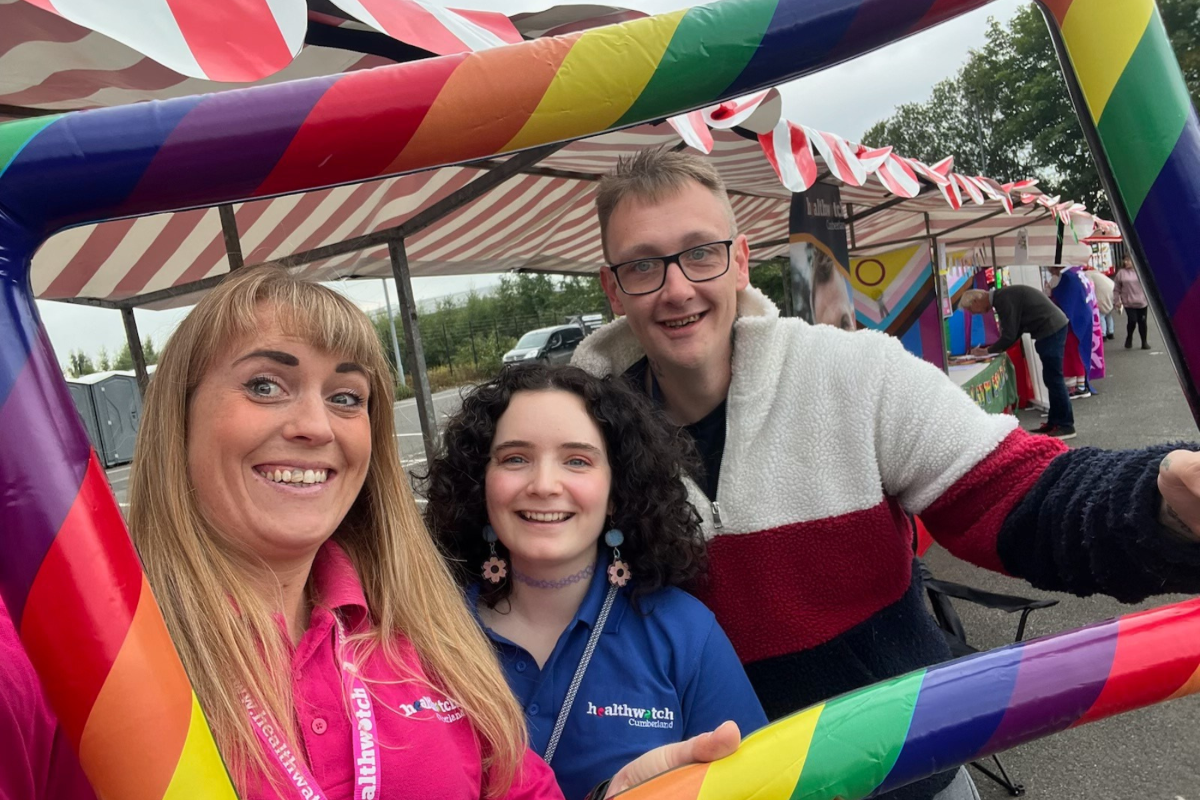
[605,529,631,587]
[481,524,508,584]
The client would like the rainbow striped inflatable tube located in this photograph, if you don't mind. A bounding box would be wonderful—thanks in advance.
[616,597,1200,799]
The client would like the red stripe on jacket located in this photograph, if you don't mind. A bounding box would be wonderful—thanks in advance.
[920,428,1068,573]
[695,498,915,665]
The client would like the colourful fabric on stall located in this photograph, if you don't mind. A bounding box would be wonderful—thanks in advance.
[1064,327,1086,379]
[1078,267,1107,379]
[958,356,1019,415]
[1051,268,1098,388]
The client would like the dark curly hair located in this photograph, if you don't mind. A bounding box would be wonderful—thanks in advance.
[422,363,706,607]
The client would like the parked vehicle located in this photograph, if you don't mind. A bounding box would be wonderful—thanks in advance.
[565,313,605,334]
[502,324,586,365]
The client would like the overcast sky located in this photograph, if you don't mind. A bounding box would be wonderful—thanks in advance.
[36,0,1025,368]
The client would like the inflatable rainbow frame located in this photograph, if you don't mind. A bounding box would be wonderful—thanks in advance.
[0,0,1196,798]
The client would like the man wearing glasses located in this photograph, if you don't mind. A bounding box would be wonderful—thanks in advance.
[573,148,1200,800]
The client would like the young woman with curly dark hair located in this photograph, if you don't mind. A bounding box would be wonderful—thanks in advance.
[424,363,765,800]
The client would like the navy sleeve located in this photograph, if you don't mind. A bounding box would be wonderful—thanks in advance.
[997,443,1200,603]
[679,619,768,740]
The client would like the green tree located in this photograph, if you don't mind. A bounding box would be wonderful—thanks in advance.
[863,1,1200,219]
[749,259,787,310]
[554,275,609,317]
[113,342,133,371]
[110,337,157,371]
[1163,0,1200,109]
[96,345,111,372]
[67,349,96,378]
[142,336,159,366]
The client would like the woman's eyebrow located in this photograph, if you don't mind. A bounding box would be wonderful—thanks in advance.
[493,440,533,452]
[561,442,604,455]
[233,349,297,366]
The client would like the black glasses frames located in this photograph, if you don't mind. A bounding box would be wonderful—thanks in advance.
[607,240,735,296]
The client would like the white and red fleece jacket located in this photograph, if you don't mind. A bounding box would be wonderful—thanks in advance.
[574,287,1200,791]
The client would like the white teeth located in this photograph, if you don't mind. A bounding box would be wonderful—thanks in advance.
[664,314,701,329]
[260,468,329,485]
[521,511,571,522]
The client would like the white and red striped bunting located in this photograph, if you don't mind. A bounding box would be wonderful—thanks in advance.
[18,0,305,82]
[668,111,714,154]
[759,119,818,192]
[703,90,773,129]
[855,147,921,199]
[329,0,521,55]
[668,99,1056,217]
[15,0,544,82]
[667,90,775,155]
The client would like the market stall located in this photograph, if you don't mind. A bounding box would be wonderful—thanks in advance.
[948,355,1019,415]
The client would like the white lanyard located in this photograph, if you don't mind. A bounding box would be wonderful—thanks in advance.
[240,617,380,800]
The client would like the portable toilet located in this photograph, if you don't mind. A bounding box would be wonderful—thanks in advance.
[66,380,104,457]
[67,370,144,467]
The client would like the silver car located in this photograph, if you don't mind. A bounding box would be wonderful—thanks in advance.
[502,325,586,365]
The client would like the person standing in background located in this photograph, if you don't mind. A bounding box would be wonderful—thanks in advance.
[1114,254,1151,350]
[1048,266,1099,398]
[1085,268,1116,341]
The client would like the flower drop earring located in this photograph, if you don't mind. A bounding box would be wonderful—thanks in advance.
[605,529,631,587]
[481,524,508,584]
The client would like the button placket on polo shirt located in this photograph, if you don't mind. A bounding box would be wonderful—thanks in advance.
[294,610,342,773]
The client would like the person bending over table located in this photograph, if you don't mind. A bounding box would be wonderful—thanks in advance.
[961,285,1075,439]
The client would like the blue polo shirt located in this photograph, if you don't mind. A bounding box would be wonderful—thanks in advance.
[468,555,767,800]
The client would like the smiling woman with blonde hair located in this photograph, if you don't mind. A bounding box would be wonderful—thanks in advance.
[125,265,537,797]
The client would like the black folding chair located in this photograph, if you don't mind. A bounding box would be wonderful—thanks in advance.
[918,562,1059,797]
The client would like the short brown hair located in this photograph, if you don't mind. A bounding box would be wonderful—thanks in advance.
[596,148,736,261]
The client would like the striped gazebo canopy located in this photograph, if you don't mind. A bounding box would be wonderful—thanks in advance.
[30,124,1101,310]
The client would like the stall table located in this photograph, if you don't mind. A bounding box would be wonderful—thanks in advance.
[949,355,1019,414]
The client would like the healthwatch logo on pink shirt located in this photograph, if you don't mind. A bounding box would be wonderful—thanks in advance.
[587,701,675,729]
[399,694,465,723]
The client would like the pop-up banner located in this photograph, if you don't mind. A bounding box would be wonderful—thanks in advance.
[788,186,854,330]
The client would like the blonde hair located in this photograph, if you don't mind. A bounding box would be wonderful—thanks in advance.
[596,148,737,261]
[127,265,527,795]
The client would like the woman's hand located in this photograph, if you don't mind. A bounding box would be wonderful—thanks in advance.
[605,721,741,797]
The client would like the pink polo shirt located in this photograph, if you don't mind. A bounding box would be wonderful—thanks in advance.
[0,543,564,800]
[0,604,96,800]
